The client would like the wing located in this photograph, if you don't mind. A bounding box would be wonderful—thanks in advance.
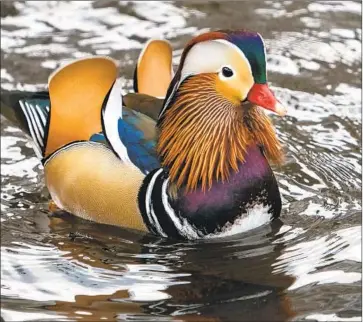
[124,38,174,121]
[1,57,118,159]
[118,106,160,174]
[46,56,117,157]
[100,79,160,175]
[123,92,164,122]
[133,39,173,98]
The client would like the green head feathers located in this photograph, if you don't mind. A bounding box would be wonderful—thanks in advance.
[222,29,267,84]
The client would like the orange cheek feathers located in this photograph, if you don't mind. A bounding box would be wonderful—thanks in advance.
[215,77,251,105]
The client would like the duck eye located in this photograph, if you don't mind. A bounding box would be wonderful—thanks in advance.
[222,66,234,78]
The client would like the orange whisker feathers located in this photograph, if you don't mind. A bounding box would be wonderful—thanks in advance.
[157,75,284,192]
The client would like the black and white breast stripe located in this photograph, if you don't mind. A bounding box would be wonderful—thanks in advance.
[19,100,49,158]
[138,168,202,240]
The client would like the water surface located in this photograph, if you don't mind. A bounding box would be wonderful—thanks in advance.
[1,1,361,321]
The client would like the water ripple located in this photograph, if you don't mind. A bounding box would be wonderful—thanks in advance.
[0,1,361,321]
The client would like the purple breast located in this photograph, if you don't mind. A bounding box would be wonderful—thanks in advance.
[181,145,270,213]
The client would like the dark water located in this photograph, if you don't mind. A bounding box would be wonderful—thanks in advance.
[0,1,361,321]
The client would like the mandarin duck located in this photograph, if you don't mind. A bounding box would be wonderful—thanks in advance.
[1,30,287,240]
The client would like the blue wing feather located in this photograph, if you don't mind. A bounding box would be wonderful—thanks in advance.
[117,115,160,174]
[90,107,160,174]
[89,132,108,144]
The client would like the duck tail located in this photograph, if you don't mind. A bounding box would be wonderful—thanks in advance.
[1,89,50,157]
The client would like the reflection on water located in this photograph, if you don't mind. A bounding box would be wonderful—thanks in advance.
[0,1,361,321]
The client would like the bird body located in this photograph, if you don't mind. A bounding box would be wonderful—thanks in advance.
[44,140,147,231]
[1,31,286,239]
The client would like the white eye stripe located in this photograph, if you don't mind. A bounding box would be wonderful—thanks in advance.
[159,38,254,119]
[179,39,253,83]
[214,39,252,74]
[181,41,234,78]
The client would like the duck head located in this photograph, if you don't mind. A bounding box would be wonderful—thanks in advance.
[157,30,286,191]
